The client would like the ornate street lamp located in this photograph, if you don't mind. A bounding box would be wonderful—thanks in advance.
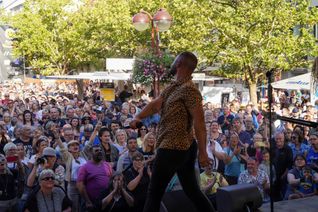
[132,9,172,97]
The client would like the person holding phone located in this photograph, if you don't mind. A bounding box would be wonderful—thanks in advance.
[3,142,19,169]
[223,133,248,185]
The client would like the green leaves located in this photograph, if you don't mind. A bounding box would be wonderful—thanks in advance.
[132,50,175,85]
[202,0,318,80]
[6,0,318,88]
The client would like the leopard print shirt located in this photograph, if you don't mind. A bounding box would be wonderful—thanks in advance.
[157,77,203,150]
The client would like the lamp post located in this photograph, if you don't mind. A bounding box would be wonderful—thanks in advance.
[132,9,172,98]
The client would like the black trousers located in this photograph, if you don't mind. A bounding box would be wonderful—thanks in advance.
[143,141,215,212]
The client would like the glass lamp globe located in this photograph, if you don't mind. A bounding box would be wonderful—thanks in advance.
[132,13,150,31]
[153,9,172,32]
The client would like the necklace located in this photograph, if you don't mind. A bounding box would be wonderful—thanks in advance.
[41,190,55,212]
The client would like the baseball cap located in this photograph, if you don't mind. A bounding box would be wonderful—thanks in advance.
[42,147,56,157]
[67,140,80,147]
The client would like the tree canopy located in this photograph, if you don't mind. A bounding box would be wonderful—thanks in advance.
[5,0,318,104]
[200,0,318,104]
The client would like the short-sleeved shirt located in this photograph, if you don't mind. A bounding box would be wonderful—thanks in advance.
[200,172,224,195]
[207,141,225,171]
[306,147,318,169]
[14,138,33,159]
[288,143,310,159]
[77,161,112,202]
[238,131,252,146]
[157,78,203,150]
[124,167,150,206]
[224,147,243,177]
[238,169,269,200]
[287,168,317,196]
[24,186,72,212]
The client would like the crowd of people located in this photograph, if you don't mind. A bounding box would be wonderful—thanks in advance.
[0,79,317,212]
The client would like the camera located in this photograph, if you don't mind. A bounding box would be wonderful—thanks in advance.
[36,156,47,165]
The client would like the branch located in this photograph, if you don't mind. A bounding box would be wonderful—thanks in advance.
[265,16,277,49]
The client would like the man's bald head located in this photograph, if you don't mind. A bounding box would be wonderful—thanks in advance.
[178,51,198,73]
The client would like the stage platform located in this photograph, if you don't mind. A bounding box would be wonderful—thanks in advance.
[260,196,318,212]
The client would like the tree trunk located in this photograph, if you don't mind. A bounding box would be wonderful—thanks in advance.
[76,79,84,100]
[248,82,258,106]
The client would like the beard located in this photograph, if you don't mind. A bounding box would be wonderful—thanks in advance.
[93,153,103,162]
[169,57,178,76]
[170,65,177,76]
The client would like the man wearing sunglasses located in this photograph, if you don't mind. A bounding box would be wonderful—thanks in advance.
[24,169,72,212]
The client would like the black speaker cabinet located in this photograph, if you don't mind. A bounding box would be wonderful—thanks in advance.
[160,190,198,212]
[216,184,263,212]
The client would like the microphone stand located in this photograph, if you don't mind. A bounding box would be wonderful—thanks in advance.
[266,70,274,212]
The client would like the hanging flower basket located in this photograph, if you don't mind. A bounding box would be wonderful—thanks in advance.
[132,51,175,85]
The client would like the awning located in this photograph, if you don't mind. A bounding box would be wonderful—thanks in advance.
[192,73,224,81]
[271,73,310,90]
[46,72,131,81]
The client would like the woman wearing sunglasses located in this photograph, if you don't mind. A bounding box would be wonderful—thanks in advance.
[289,130,309,159]
[24,169,72,212]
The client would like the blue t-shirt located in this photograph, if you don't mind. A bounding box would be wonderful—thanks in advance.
[239,131,252,146]
[299,177,316,195]
[287,168,316,196]
[306,148,318,167]
[289,143,310,159]
[224,147,243,177]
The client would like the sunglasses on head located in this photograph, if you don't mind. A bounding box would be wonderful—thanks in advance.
[42,177,55,181]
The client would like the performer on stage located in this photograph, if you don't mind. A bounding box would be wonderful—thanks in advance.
[130,52,215,212]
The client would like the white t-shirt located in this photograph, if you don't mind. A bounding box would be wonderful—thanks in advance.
[28,154,37,165]
[206,141,225,170]
[71,157,87,181]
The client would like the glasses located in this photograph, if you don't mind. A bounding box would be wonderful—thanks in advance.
[291,136,298,139]
[42,177,55,181]
[140,128,147,131]
[134,158,144,162]
[0,163,5,166]
[64,134,74,137]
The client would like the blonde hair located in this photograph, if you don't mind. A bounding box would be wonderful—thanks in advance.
[143,132,156,153]
[115,129,127,145]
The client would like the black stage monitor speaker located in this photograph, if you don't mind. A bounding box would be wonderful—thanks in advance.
[160,190,198,212]
[216,184,263,212]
